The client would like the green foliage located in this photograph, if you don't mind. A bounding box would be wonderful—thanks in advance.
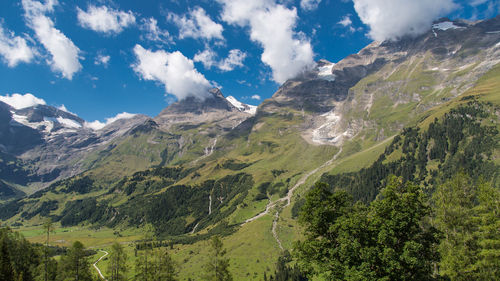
[218,159,252,171]
[266,251,308,281]
[296,178,439,280]
[0,227,42,281]
[63,176,95,194]
[58,198,112,227]
[57,241,94,281]
[321,101,499,203]
[107,242,128,281]
[151,249,178,281]
[433,174,500,280]
[121,173,253,235]
[203,236,233,281]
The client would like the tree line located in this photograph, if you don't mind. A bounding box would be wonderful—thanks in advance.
[0,223,233,281]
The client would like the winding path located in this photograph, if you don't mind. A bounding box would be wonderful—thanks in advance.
[243,147,344,251]
[93,250,108,281]
[244,147,343,225]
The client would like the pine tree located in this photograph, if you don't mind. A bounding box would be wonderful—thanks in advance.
[472,181,500,279]
[107,242,128,281]
[43,218,54,281]
[152,249,178,281]
[203,235,233,281]
[59,241,93,281]
[135,224,155,281]
[432,174,479,280]
[0,235,14,281]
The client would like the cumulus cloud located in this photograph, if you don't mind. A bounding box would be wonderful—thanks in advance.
[140,17,172,44]
[251,94,261,100]
[193,48,217,69]
[77,5,135,34]
[85,112,137,130]
[169,7,224,41]
[217,0,315,84]
[194,48,246,71]
[219,49,246,71]
[352,0,458,42]
[0,93,46,109]
[22,0,82,79]
[300,0,322,11]
[132,44,212,100]
[95,54,110,67]
[0,23,35,67]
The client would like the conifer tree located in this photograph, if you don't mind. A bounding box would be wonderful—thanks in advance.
[43,219,54,281]
[152,249,178,281]
[58,241,93,281]
[107,242,128,281]
[203,235,232,281]
[472,181,500,279]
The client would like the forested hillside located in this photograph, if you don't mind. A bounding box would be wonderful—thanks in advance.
[319,100,499,203]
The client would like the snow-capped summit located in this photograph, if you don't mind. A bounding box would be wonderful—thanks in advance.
[11,104,85,134]
[316,59,336,81]
[226,96,257,115]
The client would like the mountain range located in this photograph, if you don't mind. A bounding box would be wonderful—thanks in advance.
[1,16,499,280]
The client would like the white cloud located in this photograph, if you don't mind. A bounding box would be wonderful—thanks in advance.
[338,15,355,33]
[22,0,82,79]
[169,7,224,41]
[193,48,217,69]
[219,49,246,71]
[77,5,135,34]
[251,94,261,100]
[217,0,315,83]
[0,93,46,109]
[132,44,212,100]
[300,0,322,11]
[85,112,137,130]
[95,54,110,67]
[338,15,352,27]
[352,0,458,42]
[140,17,172,44]
[194,48,247,71]
[0,23,35,67]
[470,0,488,5]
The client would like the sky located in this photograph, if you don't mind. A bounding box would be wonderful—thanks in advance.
[0,0,498,124]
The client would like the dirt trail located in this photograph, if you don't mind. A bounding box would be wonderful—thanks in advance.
[244,147,343,225]
[272,211,283,250]
[93,250,109,280]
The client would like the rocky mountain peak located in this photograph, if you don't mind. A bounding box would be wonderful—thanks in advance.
[158,88,237,116]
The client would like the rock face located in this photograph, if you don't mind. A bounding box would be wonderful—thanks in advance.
[0,88,255,193]
[1,16,499,196]
[155,88,252,131]
[0,100,154,191]
[264,16,500,146]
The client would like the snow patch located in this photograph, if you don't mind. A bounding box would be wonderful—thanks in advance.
[432,22,464,31]
[226,96,257,115]
[495,42,500,47]
[311,110,352,145]
[486,31,500,34]
[11,114,55,132]
[317,63,336,81]
[55,117,82,128]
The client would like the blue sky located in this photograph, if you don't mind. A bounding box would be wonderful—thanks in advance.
[0,0,498,123]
